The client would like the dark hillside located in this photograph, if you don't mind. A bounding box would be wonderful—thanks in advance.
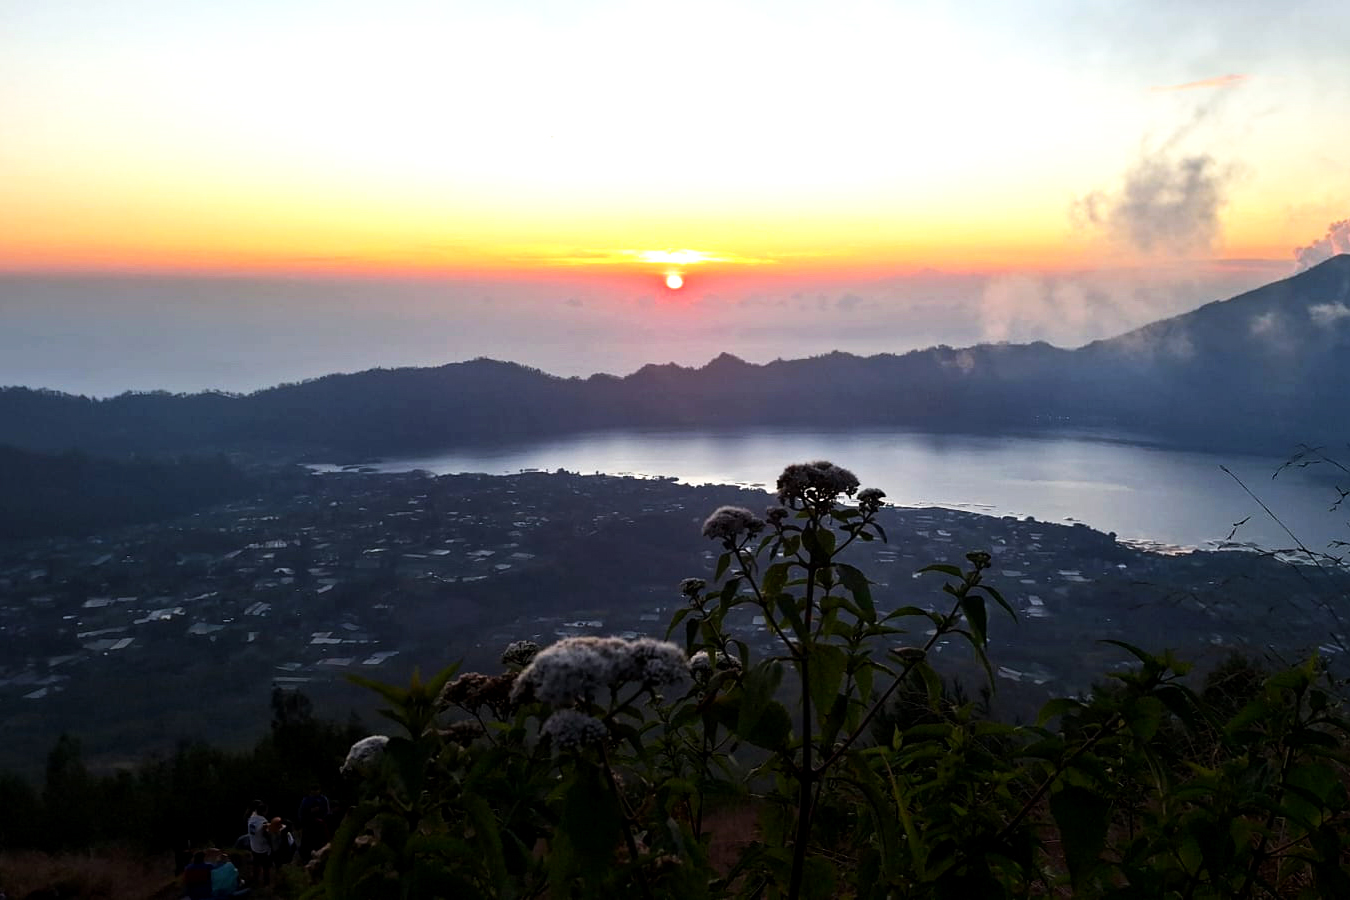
[1,256,1346,459]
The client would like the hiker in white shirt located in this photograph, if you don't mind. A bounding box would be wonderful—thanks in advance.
[246,801,273,887]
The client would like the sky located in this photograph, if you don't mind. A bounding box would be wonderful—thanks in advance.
[2,0,1349,395]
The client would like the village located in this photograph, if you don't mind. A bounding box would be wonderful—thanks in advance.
[0,467,1341,774]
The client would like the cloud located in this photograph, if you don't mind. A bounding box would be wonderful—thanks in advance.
[1293,219,1350,272]
[1074,98,1241,257]
[1150,74,1248,92]
[1248,311,1297,355]
[1076,154,1233,256]
[1110,325,1196,361]
[1309,302,1350,326]
[978,275,1108,345]
[949,349,976,374]
[1250,311,1280,336]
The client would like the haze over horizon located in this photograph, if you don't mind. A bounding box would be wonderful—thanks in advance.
[3,0,1349,396]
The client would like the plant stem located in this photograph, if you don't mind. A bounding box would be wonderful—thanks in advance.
[601,744,655,900]
[787,550,819,900]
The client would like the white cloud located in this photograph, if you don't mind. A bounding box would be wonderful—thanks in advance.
[1309,302,1350,326]
[1294,219,1350,272]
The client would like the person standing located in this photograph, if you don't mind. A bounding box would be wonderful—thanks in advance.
[268,816,297,867]
[297,785,331,863]
[246,801,273,887]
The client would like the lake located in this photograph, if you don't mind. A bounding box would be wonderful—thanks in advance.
[314,429,1347,553]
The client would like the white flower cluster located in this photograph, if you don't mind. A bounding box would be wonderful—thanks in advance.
[341,735,390,776]
[690,650,744,680]
[853,485,885,512]
[511,636,691,706]
[701,506,765,543]
[776,460,860,508]
[542,709,608,752]
[500,639,542,669]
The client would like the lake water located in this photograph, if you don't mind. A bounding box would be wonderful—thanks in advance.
[316,429,1347,553]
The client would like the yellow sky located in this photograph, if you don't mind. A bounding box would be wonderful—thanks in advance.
[2,0,1348,279]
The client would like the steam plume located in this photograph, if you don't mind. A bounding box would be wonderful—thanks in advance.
[1293,219,1350,272]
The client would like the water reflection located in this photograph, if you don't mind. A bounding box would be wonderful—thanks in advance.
[313,428,1344,553]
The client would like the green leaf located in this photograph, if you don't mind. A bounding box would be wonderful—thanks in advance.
[959,593,988,647]
[666,606,691,635]
[976,582,1017,622]
[1125,695,1165,741]
[776,591,806,638]
[1049,785,1110,891]
[746,701,794,751]
[714,551,731,582]
[462,793,509,895]
[1037,697,1085,726]
[855,660,875,705]
[737,661,784,738]
[1153,682,1202,733]
[1286,762,1342,807]
[885,605,937,622]
[762,561,792,599]
[917,563,963,578]
[809,644,849,726]
[732,639,750,668]
[837,563,876,620]
[1099,639,1156,666]
[914,660,944,709]
[710,695,791,751]
[802,524,836,559]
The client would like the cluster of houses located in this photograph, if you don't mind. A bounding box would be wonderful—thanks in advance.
[1,468,1339,769]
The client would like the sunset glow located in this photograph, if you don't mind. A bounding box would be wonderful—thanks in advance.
[2,0,1348,395]
[1,0,1345,283]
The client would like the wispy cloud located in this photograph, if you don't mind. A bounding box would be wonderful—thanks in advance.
[1073,101,1238,257]
[1074,155,1233,256]
[1150,73,1249,92]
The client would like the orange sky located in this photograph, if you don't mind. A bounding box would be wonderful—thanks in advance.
[3,2,1350,396]
[3,1,1348,282]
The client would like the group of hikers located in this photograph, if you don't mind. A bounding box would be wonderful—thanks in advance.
[179,786,333,898]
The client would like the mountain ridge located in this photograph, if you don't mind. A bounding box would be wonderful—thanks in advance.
[1,255,1347,458]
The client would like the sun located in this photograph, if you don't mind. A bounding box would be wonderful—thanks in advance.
[665,273,684,290]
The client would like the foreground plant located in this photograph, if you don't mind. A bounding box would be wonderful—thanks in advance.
[674,460,1022,898]
[316,460,1350,900]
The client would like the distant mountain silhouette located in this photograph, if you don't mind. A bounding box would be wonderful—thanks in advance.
[2,255,1347,458]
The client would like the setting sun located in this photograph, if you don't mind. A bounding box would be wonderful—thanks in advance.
[665,273,684,290]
